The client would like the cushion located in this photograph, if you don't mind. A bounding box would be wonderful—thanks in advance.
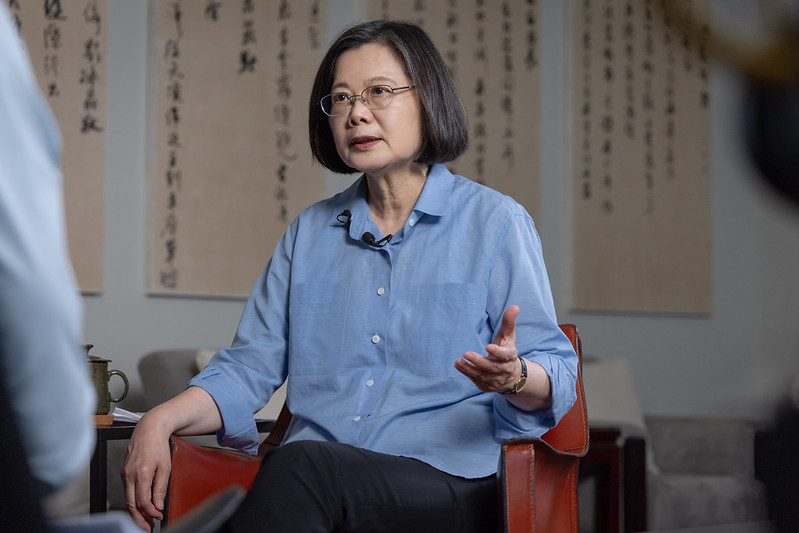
[581,356,658,473]
[194,349,217,372]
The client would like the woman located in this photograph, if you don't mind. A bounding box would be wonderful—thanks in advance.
[123,20,577,532]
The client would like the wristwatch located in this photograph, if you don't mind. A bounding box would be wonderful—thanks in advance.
[502,356,527,395]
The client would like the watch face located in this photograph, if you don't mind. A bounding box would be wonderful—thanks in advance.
[503,357,527,394]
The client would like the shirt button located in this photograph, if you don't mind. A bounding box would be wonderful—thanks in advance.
[366,379,375,387]
[352,416,361,422]
[371,334,381,344]
[408,218,416,227]
[377,286,385,296]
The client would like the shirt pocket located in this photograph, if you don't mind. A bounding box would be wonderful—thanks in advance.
[288,282,349,375]
[407,282,487,377]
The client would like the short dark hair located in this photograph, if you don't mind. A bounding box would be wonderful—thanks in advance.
[309,20,469,174]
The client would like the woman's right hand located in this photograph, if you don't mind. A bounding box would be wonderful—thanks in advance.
[122,412,173,531]
[121,386,223,531]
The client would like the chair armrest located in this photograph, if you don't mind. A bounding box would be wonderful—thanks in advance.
[164,436,262,526]
[498,439,581,533]
[164,405,291,525]
[498,324,587,533]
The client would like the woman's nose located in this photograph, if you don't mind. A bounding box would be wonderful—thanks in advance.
[348,97,372,122]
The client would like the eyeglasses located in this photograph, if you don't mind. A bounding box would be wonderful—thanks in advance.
[320,84,416,117]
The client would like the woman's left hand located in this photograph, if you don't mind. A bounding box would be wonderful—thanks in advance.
[455,305,522,393]
[455,305,552,411]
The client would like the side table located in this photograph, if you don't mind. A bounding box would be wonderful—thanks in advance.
[580,426,648,533]
[91,422,136,513]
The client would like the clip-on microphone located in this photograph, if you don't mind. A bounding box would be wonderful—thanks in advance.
[361,232,393,248]
[337,209,392,248]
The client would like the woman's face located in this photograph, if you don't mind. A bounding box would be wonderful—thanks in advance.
[329,43,424,178]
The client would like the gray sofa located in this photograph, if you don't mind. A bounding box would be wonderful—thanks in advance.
[138,348,286,418]
[643,415,768,530]
[139,349,209,409]
[579,356,769,531]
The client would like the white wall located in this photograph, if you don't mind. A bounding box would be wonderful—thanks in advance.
[88,0,799,422]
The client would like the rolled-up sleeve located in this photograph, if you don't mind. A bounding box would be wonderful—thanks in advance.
[486,211,578,441]
[493,347,578,441]
[188,223,294,454]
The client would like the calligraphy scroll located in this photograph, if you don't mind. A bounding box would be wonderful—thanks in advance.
[571,0,712,313]
[148,0,326,297]
[12,0,107,293]
[370,0,541,217]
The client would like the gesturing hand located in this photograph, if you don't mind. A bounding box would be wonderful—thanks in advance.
[455,305,522,394]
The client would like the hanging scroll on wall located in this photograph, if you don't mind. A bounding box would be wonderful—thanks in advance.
[570,0,712,313]
[148,0,326,297]
[370,0,541,218]
[11,0,107,293]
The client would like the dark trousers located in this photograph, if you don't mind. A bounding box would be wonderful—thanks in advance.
[222,440,497,533]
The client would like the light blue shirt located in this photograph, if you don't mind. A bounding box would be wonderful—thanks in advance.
[0,6,95,491]
[190,164,577,478]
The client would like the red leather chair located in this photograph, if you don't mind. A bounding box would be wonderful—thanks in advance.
[165,324,588,533]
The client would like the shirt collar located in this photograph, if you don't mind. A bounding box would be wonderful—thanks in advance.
[329,164,455,238]
[413,163,453,218]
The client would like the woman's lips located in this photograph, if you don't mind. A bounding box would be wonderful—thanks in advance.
[350,136,381,150]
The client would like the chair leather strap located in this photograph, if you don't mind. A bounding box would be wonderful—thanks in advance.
[261,403,292,450]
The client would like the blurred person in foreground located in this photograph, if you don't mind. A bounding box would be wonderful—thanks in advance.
[0,4,95,526]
